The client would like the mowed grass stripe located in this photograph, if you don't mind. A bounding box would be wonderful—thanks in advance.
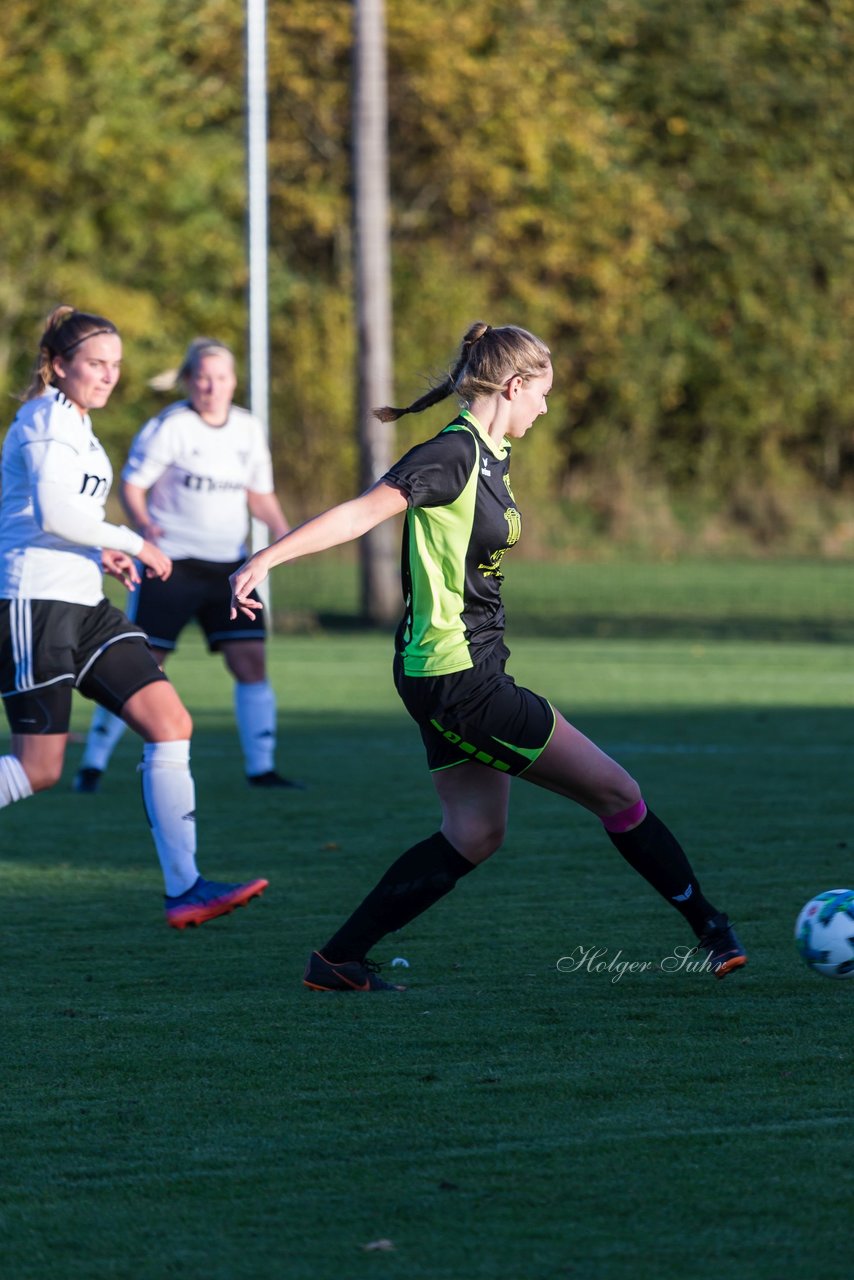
[2,560,854,1279]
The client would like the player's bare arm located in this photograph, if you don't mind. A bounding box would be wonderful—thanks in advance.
[247,489,290,542]
[121,480,164,543]
[229,481,407,620]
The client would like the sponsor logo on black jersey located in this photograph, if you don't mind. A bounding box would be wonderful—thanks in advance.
[477,509,521,580]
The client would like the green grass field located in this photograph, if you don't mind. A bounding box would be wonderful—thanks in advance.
[2,559,853,1279]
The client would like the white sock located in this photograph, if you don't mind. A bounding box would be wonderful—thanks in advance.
[139,740,199,897]
[234,680,277,777]
[0,755,34,807]
[81,705,128,771]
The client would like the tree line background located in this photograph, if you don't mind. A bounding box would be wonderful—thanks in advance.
[1,0,852,556]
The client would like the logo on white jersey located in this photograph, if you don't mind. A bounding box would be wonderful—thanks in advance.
[80,473,109,498]
[182,474,246,493]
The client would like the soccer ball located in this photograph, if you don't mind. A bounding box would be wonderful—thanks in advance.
[794,889,854,979]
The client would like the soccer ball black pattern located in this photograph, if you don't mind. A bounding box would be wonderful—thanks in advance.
[795,889,854,979]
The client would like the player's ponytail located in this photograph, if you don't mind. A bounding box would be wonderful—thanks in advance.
[22,306,118,401]
[374,322,550,423]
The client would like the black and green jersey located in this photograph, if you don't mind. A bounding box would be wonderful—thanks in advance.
[383,409,522,676]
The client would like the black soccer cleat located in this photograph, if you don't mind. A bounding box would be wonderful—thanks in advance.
[72,766,103,794]
[696,913,748,979]
[303,951,406,992]
[247,770,306,790]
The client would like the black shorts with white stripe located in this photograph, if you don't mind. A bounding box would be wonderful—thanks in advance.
[0,597,166,733]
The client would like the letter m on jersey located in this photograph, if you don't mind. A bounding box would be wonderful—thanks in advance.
[80,473,108,499]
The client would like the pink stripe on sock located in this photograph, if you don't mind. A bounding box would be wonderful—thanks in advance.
[601,798,648,833]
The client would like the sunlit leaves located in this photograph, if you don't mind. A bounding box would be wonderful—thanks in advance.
[1,0,852,518]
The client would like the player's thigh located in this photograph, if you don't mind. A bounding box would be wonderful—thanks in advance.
[2,678,74,737]
[432,762,511,863]
[4,681,73,790]
[78,636,169,718]
[522,710,640,815]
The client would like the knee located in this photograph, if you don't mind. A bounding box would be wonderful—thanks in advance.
[597,774,642,819]
[149,702,193,742]
[230,662,267,685]
[26,761,63,793]
[224,647,266,684]
[446,817,507,864]
[598,783,645,830]
[168,705,194,740]
[121,679,193,744]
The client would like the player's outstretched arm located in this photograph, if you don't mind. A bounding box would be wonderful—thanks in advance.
[229,481,407,619]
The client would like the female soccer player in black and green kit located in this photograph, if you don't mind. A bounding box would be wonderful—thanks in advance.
[230,322,747,991]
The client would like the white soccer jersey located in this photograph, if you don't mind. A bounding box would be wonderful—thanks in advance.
[121,402,275,561]
[0,389,143,605]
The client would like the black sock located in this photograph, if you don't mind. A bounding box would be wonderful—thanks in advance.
[321,831,476,964]
[605,808,718,936]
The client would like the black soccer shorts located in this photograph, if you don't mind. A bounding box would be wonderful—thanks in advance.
[126,557,266,652]
[393,643,556,775]
[0,597,167,734]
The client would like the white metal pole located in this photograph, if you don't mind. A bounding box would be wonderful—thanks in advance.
[246,0,271,612]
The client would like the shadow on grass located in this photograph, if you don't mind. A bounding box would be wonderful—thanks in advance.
[3,705,853,875]
[506,612,854,643]
[275,610,854,644]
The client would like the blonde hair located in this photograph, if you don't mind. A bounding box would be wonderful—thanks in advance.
[148,337,235,392]
[23,305,118,401]
[374,322,550,423]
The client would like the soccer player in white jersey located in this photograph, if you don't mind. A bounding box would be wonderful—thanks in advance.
[73,337,300,793]
[0,307,268,928]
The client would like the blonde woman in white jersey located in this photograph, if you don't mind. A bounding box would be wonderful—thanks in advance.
[0,307,268,928]
[74,338,300,793]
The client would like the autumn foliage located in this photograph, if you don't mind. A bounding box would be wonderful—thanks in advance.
[1,0,852,547]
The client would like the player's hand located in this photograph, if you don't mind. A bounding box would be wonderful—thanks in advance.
[138,540,173,581]
[101,549,141,590]
[229,554,269,620]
